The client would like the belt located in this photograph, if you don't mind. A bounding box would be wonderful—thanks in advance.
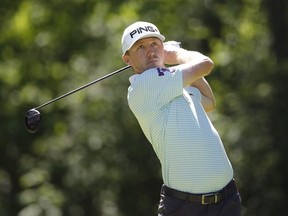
[161,179,237,205]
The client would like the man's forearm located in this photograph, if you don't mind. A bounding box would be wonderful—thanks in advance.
[192,77,216,111]
[191,78,213,98]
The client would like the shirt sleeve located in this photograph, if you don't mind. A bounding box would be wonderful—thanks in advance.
[184,86,202,101]
[128,67,183,111]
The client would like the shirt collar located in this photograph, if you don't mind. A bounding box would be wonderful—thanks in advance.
[129,74,139,84]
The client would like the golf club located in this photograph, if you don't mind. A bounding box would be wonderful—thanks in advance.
[25,65,131,133]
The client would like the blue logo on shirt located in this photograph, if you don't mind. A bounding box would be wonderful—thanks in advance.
[157,68,170,76]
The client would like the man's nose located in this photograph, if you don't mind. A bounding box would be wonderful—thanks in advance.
[147,46,155,57]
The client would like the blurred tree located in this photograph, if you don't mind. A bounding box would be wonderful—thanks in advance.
[201,0,288,215]
[0,0,287,215]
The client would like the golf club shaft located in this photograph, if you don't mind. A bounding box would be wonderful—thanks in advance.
[33,65,131,110]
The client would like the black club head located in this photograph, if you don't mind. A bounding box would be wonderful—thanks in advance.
[25,109,41,133]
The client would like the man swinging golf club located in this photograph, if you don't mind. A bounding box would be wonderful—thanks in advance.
[121,21,241,216]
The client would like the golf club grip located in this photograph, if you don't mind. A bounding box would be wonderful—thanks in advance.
[34,65,131,110]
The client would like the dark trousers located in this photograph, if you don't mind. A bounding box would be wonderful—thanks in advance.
[158,180,241,216]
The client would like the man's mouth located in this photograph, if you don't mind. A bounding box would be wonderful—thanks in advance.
[147,58,158,64]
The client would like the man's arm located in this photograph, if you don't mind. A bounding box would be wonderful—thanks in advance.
[191,77,216,112]
[164,45,215,112]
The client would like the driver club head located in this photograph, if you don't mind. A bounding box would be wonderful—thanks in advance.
[25,109,41,133]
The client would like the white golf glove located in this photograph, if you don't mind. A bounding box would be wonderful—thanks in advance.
[163,41,181,51]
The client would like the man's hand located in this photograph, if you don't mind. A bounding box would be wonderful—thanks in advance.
[163,41,182,65]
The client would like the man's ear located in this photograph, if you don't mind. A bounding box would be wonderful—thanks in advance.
[122,54,131,65]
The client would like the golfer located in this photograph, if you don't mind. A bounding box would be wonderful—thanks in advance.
[121,21,241,216]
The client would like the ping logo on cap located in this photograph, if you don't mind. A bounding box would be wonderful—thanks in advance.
[129,26,159,38]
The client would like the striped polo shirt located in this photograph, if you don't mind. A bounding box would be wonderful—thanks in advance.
[127,67,233,194]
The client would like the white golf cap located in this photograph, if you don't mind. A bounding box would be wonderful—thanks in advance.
[121,21,165,54]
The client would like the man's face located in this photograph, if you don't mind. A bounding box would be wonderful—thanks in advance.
[122,37,165,74]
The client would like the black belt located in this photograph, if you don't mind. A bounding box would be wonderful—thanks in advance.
[161,179,237,205]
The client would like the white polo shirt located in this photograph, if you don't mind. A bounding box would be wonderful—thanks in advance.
[127,67,233,194]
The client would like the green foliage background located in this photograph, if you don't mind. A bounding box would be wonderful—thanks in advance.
[0,0,287,215]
